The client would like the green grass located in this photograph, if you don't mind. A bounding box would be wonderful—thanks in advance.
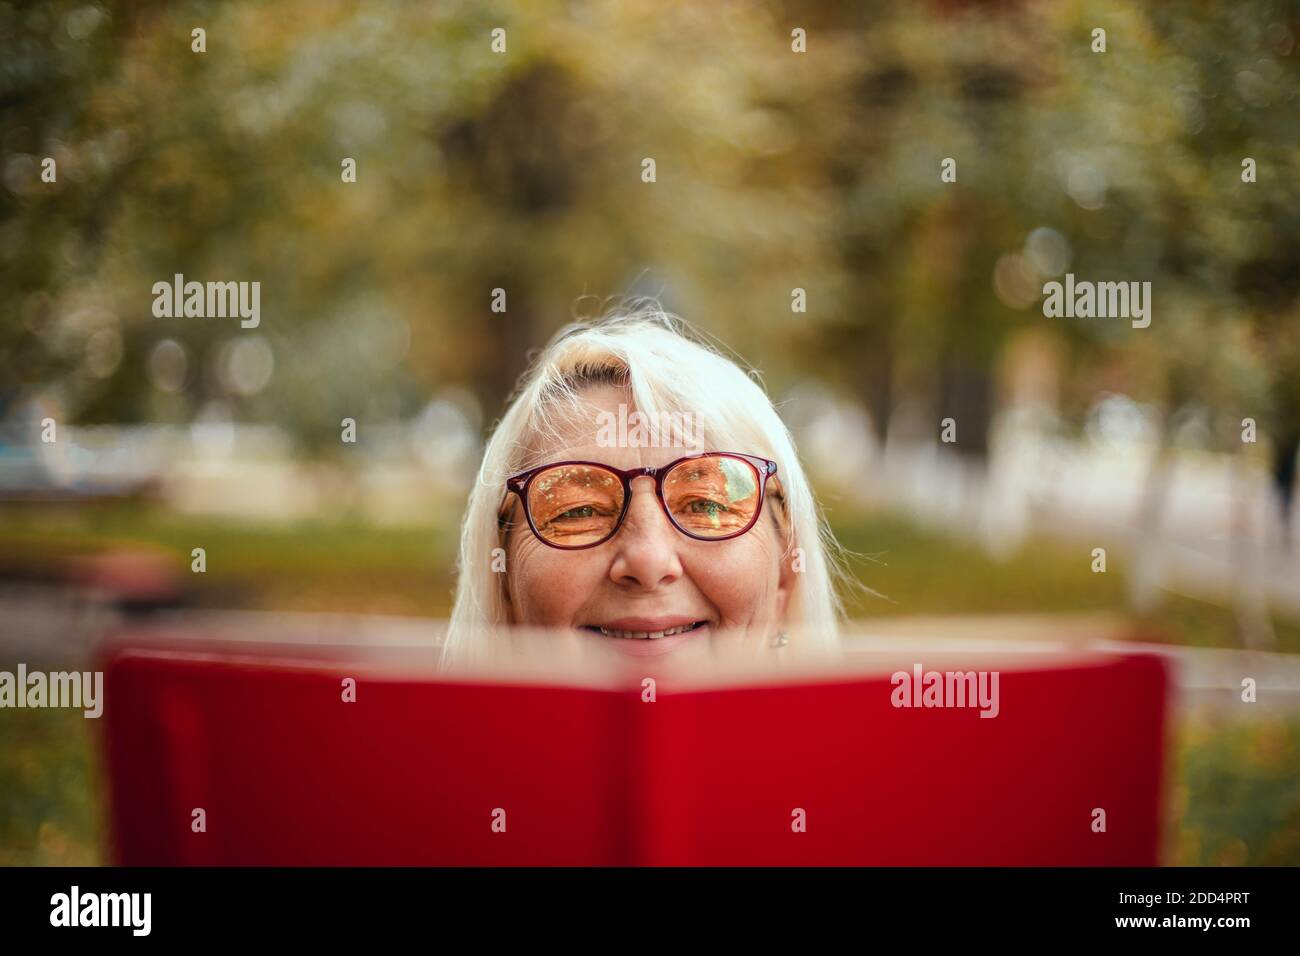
[834,511,1300,653]
[6,502,1298,649]
[0,706,104,866]
[1171,714,1300,865]
[834,512,1127,616]
[0,501,459,616]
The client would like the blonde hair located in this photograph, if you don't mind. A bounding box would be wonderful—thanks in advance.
[443,298,847,661]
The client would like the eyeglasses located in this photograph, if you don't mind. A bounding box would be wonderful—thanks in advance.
[499,451,780,550]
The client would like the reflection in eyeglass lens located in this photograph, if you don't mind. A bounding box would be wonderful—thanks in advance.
[665,456,759,538]
[528,465,625,545]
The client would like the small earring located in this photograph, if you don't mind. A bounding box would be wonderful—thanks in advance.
[773,630,789,648]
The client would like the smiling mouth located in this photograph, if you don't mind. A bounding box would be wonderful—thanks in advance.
[581,621,709,641]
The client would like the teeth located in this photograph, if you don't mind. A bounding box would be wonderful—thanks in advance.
[597,623,700,640]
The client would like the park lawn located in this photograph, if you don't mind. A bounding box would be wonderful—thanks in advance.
[2,502,1297,650]
[832,511,1300,654]
[0,502,460,617]
[0,706,103,866]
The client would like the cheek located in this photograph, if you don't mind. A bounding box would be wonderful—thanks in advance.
[685,536,782,621]
[506,537,601,625]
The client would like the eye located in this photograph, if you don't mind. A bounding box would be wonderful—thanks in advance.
[686,498,728,516]
[558,505,597,520]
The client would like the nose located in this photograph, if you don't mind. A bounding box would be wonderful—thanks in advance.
[608,476,683,590]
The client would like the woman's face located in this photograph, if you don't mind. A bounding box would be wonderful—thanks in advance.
[503,385,795,658]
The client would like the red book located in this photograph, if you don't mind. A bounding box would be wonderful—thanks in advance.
[101,640,1168,865]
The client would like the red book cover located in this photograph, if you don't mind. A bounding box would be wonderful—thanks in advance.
[101,645,1168,866]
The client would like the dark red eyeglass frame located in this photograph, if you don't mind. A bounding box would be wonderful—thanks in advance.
[499,451,779,550]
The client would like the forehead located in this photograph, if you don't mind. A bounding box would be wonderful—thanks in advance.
[526,383,703,471]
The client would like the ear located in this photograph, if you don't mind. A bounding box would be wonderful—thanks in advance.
[769,480,795,625]
[775,537,797,627]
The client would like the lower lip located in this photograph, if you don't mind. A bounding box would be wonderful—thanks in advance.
[589,624,707,657]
